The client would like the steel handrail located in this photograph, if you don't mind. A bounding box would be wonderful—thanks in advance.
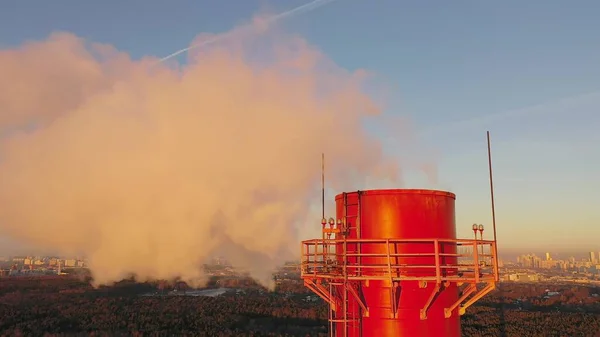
[300,238,497,283]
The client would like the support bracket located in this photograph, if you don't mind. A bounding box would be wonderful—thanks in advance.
[444,283,476,318]
[389,281,401,318]
[420,283,442,320]
[443,282,497,318]
[347,282,369,317]
[304,279,337,311]
[459,283,496,315]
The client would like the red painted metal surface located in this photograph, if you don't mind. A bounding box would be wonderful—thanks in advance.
[334,189,460,337]
[332,193,360,335]
[301,188,498,337]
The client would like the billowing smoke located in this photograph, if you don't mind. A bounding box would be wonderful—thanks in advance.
[0,24,402,288]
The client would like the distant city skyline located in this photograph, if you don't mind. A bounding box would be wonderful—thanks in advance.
[1,0,599,254]
[2,248,599,265]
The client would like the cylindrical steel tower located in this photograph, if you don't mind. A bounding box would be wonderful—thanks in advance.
[336,189,459,336]
[301,189,498,337]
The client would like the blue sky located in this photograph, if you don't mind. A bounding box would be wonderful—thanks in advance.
[1,0,599,257]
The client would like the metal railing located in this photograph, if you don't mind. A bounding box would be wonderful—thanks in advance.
[301,238,498,284]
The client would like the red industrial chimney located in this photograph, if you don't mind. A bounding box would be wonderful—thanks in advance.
[301,189,499,336]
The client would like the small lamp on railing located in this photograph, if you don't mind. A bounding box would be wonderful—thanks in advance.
[472,224,478,239]
[321,218,327,229]
[336,218,342,229]
[328,217,335,229]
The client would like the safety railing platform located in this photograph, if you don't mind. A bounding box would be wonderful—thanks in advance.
[301,238,498,283]
[300,238,498,319]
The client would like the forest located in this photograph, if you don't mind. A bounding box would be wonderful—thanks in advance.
[0,275,599,337]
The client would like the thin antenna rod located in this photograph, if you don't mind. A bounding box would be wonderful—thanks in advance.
[321,153,325,220]
[486,131,499,260]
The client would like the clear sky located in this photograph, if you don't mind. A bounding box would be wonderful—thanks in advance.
[1,0,599,257]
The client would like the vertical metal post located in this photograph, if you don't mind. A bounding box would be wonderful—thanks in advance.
[486,131,500,280]
[300,243,304,275]
[479,230,484,257]
[357,191,362,277]
[342,192,348,337]
[434,239,441,284]
[356,191,362,337]
[491,241,499,281]
[386,238,396,318]
[343,238,348,337]
[313,244,317,278]
[321,153,325,220]
[321,153,326,264]
[473,241,480,284]
[329,282,334,337]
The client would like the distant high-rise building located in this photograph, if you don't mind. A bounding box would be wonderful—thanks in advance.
[590,252,597,264]
[545,252,551,261]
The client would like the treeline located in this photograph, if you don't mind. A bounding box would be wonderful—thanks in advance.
[0,277,327,336]
[462,306,600,337]
[0,277,599,336]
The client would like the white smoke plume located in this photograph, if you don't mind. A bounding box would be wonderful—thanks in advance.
[0,22,405,288]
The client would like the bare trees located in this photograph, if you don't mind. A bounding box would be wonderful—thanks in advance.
[0,277,598,336]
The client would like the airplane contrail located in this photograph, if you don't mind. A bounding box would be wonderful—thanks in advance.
[157,0,337,63]
[417,90,600,136]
